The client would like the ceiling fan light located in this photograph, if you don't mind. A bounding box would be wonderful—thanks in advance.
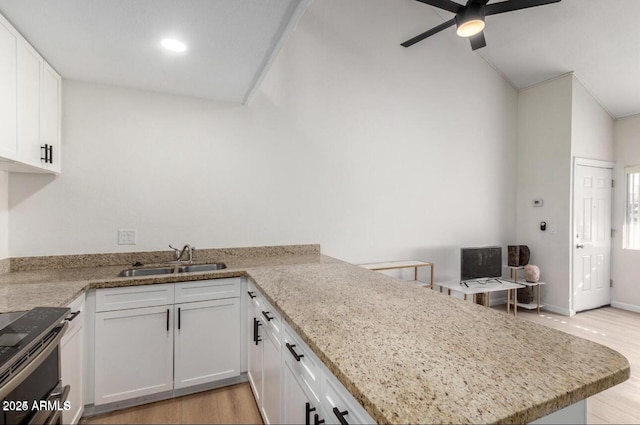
[456,19,485,38]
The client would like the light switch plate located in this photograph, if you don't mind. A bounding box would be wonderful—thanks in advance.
[118,229,137,245]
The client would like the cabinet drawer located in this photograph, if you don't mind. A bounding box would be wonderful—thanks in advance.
[283,322,321,402]
[321,367,374,425]
[175,278,241,303]
[96,284,174,312]
[260,297,281,337]
[247,280,262,313]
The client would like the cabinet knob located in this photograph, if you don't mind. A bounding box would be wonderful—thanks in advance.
[262,311,274,321]
[247,291,257,299]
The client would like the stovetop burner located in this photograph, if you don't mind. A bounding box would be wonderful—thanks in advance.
[0,307,69,370]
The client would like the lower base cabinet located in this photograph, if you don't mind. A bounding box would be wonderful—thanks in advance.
[174,298,241,389]
[60,295,85,424]
[261,327,281,424]
[94,305,174,405]
[92,278,241,407]
[283,359,320,425]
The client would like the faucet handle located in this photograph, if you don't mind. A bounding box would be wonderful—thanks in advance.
[169,244,181,261]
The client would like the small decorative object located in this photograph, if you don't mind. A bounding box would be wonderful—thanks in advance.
[508,245,530,266]
[523,264,540,283]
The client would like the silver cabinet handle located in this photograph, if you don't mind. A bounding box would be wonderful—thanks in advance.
[576,244,584,249]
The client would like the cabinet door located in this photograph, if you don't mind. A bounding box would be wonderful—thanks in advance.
[40,62,60,172]
[0,16,17,159]
[94,305,173,405]
[60,299,84,425]
[174,298,241,389]
[16,40,41,166]
[283,358,319,425]
[247,309,263,407]
[261,328,281,425]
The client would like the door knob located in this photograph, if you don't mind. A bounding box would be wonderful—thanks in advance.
[576,244,584,249]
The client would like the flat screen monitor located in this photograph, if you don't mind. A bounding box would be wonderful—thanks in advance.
[460,246,502,282]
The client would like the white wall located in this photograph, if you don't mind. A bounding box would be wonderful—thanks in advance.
[516,75,573,314]
[0,171,7,259]
[8,0,518,281]
[612,114,640,311]
[517,74,616,315]
[571,75,614,161]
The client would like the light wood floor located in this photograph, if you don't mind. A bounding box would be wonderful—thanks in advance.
[80,307,640,425]
[80,383,262,425]
[515,306,640,424]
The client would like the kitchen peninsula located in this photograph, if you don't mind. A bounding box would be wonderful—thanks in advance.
[0,245,630,424]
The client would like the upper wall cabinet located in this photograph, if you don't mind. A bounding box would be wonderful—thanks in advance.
[0,13,61,174]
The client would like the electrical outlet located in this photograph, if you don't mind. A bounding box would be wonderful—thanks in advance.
[118,229,137,245]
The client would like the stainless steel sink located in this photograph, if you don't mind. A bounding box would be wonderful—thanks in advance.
[118,263,226,277]
[176,263,227,273]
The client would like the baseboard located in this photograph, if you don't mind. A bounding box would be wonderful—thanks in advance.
[540,304,573,316]
[611,301,640,314]
[82,373,248,418]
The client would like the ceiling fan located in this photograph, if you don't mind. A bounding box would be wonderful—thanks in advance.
[401,0,561,51]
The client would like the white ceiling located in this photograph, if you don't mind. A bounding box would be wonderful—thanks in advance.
[416,0,640,119]
[0,0,309,104]
[0,0,638,118]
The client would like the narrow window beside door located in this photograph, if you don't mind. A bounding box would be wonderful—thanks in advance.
[625,165,640,250]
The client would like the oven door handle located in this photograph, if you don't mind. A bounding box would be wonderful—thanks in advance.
[0,321,69,400]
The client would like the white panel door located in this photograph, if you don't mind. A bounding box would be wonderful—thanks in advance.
[16,40,41,166]
[94,305,174,405]
[0,17,17,158]
[40,62,60,171]
[247,310,263,407]
[573,164,612,312]
[283,357,318,425]
[174,298,241,389]
[261,328,281,425]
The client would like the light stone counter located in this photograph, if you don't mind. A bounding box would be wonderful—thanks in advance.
[0,246,630,424]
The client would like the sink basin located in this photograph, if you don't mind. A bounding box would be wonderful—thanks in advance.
[177,263,227,273]
[118,267,176,277]
[118,263,226,277]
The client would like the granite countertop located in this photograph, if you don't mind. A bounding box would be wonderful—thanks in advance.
[0,247,630,424]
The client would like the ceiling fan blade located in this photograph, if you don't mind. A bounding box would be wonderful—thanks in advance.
[469,32,487,50]
[486,0,561,16]
[415,0,463,14]
[401,18,456,47]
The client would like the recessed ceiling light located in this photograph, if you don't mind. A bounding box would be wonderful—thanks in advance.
[161,38,187,53]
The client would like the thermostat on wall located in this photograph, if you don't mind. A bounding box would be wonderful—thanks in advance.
[532,199,543,207]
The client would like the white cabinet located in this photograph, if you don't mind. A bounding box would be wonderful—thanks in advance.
[94,305,174,405]
[0,11,61,174]
[261,322,281,425]
[246,281,282,425]
[247,292,263,407]
[60,294,85,425]
[16,40,41,167]
[283,356,320,425]
[93,278,242,407]
[39,62,61,172]
[0,15,17,159]
[320,368,373,425]
[174,298,241,389]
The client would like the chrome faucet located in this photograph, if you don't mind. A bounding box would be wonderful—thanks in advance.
[169,244,195,263]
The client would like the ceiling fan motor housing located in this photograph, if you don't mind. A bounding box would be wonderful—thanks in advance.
[455,3,486,37]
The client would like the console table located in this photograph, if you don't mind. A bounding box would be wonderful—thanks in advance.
[359,260,434,288]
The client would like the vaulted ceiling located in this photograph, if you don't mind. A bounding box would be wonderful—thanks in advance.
[0,0,638,118]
